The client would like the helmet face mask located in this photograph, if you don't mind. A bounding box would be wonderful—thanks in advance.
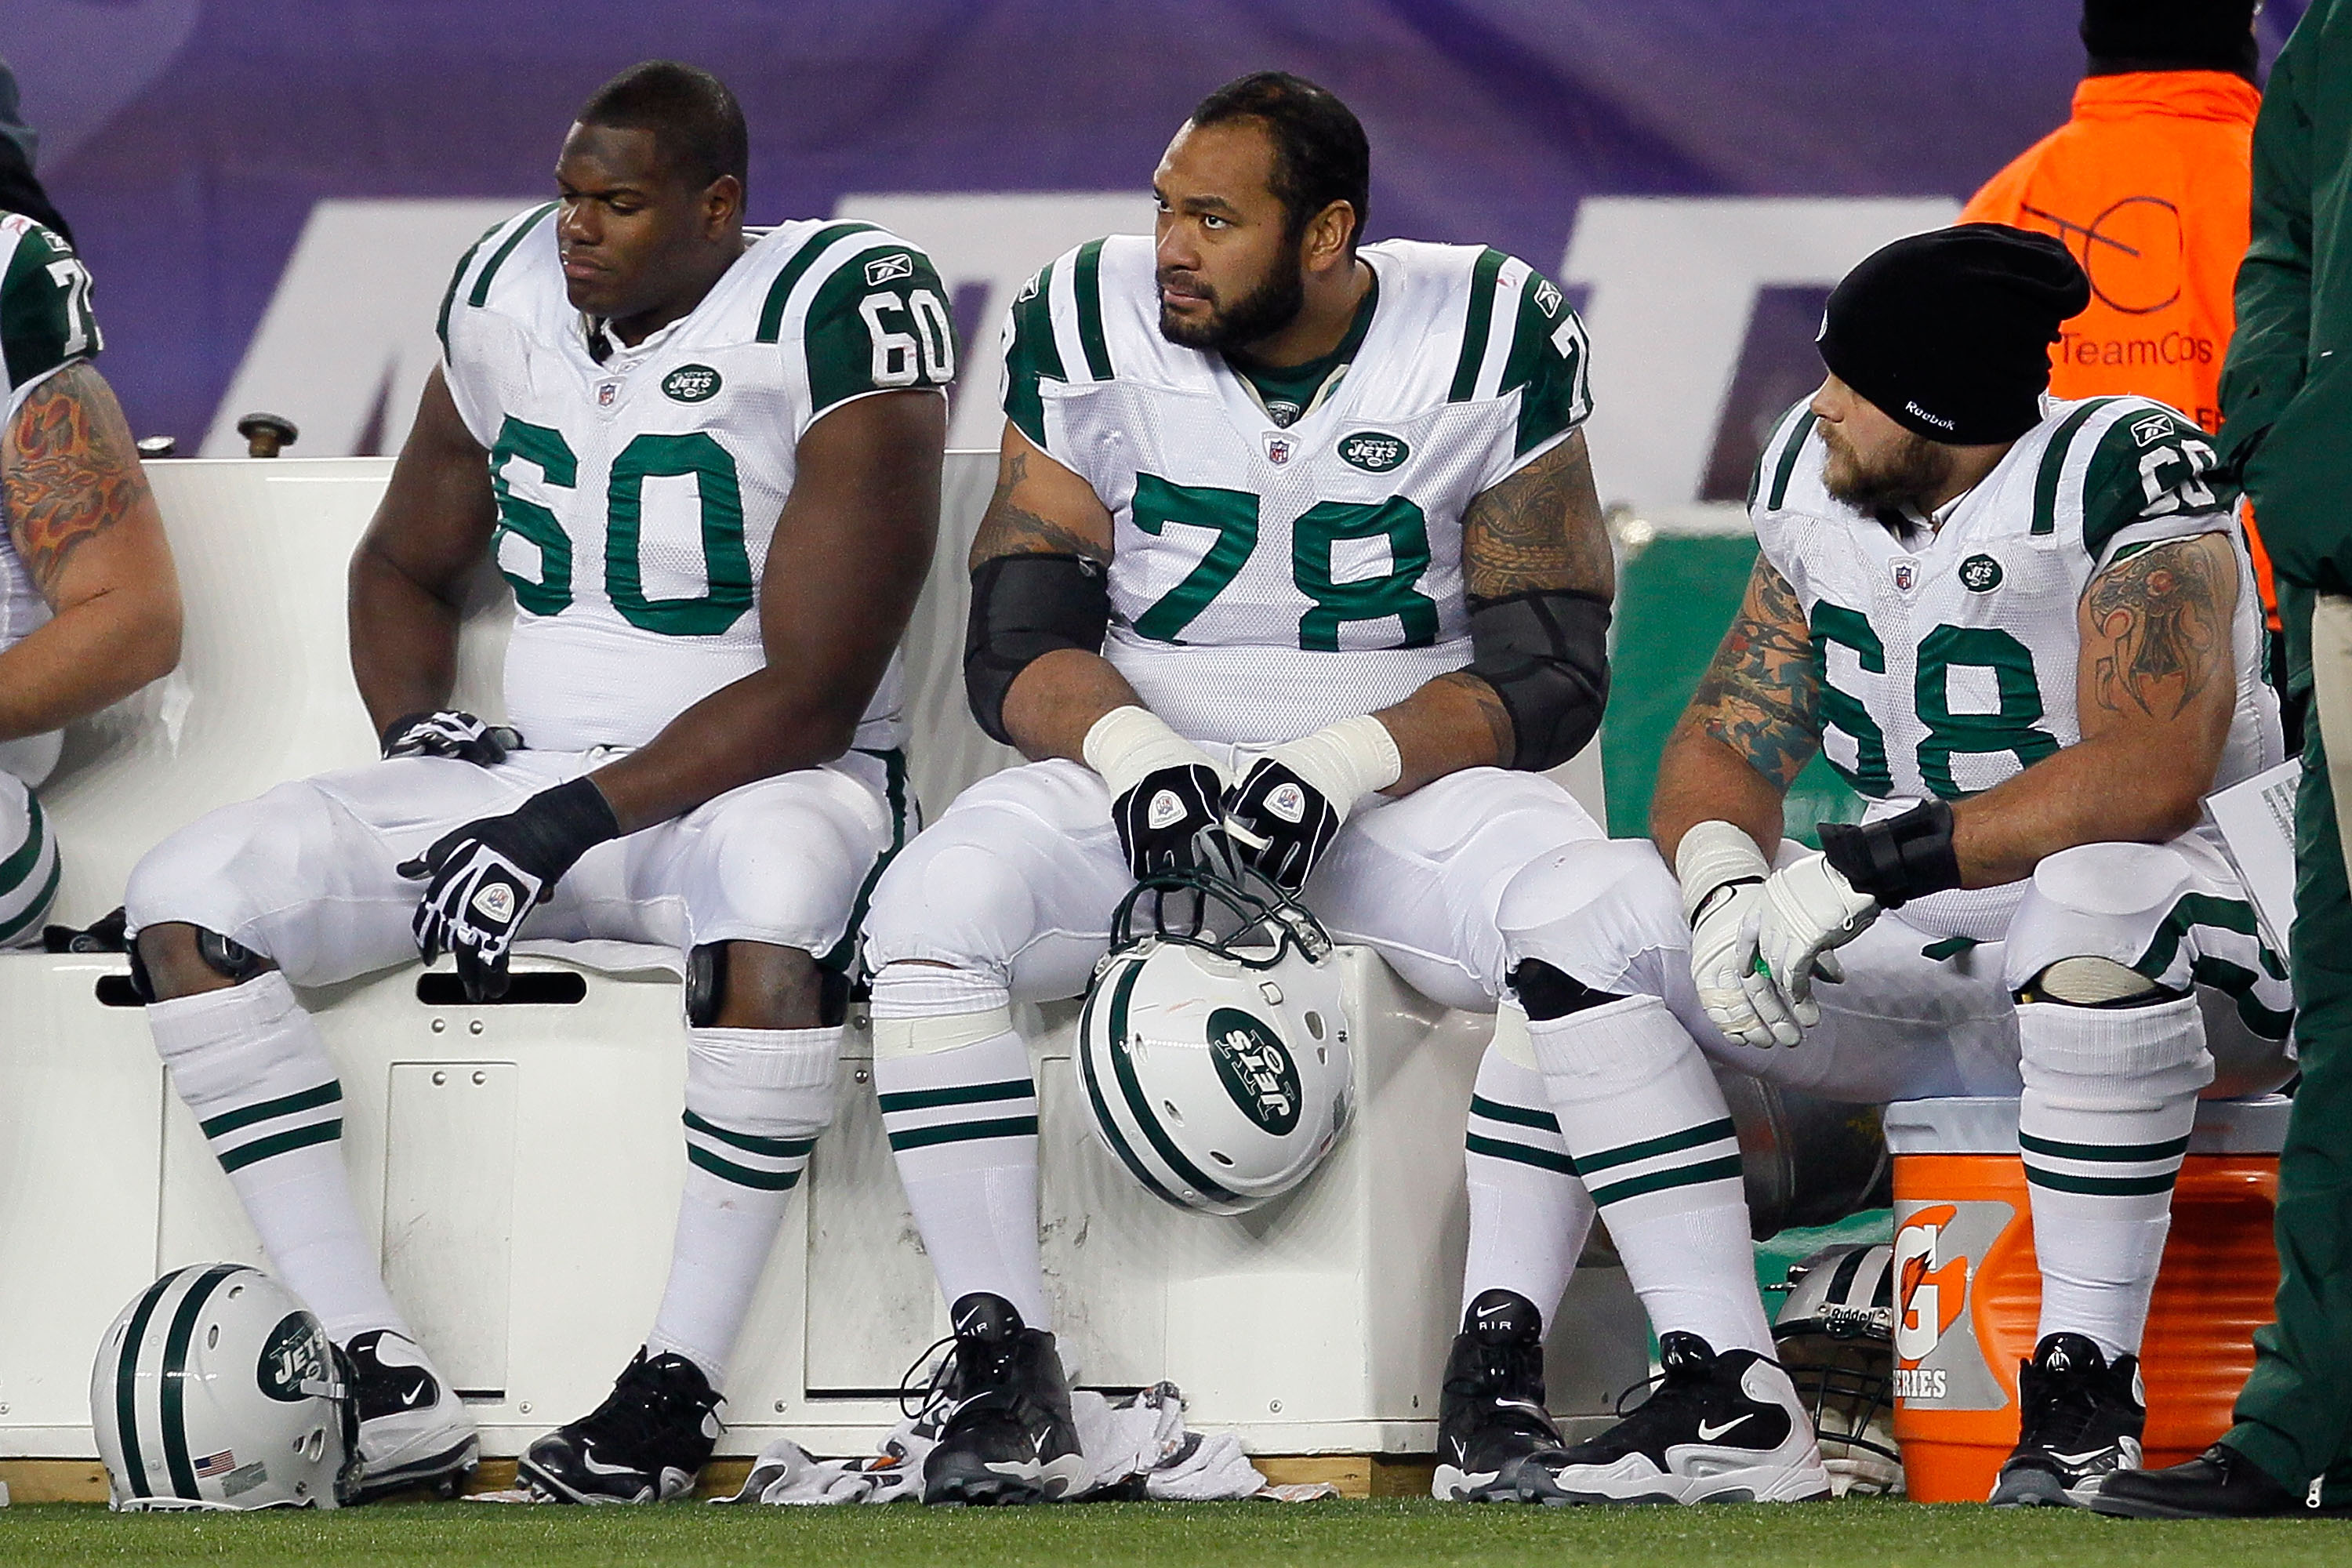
[1772,1242,1902,1497]
[1080,868,1356,1214]
[92,1265,359,1511]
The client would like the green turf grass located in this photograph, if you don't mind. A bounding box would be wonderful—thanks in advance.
[4,1497,2349,1568]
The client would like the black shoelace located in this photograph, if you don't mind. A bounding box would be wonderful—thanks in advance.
[2016,1366,2113,1453]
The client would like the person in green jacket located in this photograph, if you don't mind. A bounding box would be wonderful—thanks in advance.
[2096,0,2352,1519]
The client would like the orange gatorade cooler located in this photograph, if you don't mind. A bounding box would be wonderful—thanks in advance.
[1883,1095,2285,1504]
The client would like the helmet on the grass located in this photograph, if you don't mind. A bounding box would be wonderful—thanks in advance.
[1773,1242,1901,1497]
[1077,867,1355,1214]
[92,1263,358,1510]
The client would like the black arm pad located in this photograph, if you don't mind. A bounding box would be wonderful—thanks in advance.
[1465,589,1612,771]
[1817,797,1961,908]
[964,553,1111,746]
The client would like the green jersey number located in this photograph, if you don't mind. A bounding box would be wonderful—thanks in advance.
[1127,474,1439,649]
[488,419,756,635]
[1811,600,2059,799]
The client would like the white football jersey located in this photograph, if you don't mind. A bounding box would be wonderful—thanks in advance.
[441,206,955,753]
[1003,234,1591,746]
[1751,393,2282,938]
[0,211,103,786]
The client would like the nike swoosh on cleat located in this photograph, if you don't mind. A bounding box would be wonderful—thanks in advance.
[579,1454,643,1476]
[1695,1416,1752,1442]
[398,1379,432,1409]
[2046,1449,2120,1468]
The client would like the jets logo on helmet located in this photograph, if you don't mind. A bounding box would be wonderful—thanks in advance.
[93,1265,360,1510]
[1208,1008,1301,1133]
[1078,868,1354,1214]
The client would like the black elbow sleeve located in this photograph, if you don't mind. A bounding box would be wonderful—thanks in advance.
[1465,588,1612,771]
[964,554,1111,746]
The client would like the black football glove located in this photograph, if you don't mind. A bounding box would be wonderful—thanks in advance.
[1221,758,1341,895]
[1110,762,1239,880]
[398,777,619,1001]
[381,710,524,767]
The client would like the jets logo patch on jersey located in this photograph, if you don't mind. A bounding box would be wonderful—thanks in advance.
[1337,430,1410,473]
[662,364,722,403]
[1960,554,2003,593]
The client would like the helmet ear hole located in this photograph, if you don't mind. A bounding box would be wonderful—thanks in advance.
[1209,1149,1235,1167]
[1162,1100,1185,1126]
[1303,1010,1325,1040]
[207,1325,220,1350]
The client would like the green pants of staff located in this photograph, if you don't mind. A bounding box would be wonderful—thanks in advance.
[2230,581,2352,1498]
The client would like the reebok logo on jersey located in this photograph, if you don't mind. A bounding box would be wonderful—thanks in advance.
[1147,789,1188,830]
[1266,782,1308,822]
[2131,413,2176,447]
[1960,554,2003,593]
[865,252,916,286]
[1338,430,1410,473]
[471,880,517,924]
[662,364,722,403]
[1532,278,1563,318]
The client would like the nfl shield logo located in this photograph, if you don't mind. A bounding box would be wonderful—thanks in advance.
[1262,432,1294,466]
[597,381,620,408]
[1892,560,1916,592]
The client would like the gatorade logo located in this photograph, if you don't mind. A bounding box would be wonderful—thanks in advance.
[1889,1197,2014,1410]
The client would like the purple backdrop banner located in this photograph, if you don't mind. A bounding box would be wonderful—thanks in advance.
[0,0,2309,503]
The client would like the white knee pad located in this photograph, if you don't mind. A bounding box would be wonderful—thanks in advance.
[684,1027,840,1139]
[1495,838,1686,995]
[123,791,320,949]
[2016,994,2215,1110]
[2003,841,2197,990]
[860,833,1037,979]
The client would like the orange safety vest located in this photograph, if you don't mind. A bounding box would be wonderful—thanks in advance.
[1962,70,2278,622]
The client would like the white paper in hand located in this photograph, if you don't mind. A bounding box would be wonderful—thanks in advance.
[2205,760,2301,954]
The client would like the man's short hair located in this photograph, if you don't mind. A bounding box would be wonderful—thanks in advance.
[577,61,750,193]
[1189,71,1371,252]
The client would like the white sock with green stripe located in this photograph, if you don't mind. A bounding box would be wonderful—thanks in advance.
[870,964,1047,1327]
[1462,1007,1592,1321]
[1530,994,1772,1356]
[147,972,407,1341]
[0,774,60,949]
[646,1025,839,1385]
[2017,994,2211,1359]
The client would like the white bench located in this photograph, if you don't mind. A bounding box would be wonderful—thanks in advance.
[0,455,1643,1463]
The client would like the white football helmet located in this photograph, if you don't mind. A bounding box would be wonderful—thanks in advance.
[1078,868,1355,1214]
[92,1264,359,1510]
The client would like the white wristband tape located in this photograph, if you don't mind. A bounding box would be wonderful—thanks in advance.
[1674,819,1773,924]
[1265,714,1404,818]
[1082,706,1218,800]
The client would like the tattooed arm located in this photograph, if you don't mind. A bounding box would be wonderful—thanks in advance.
[1375,427,1613,793]
[982,423,1140,762]
[1650,552,1820,861]
[1934,531,2241,887]
[0,362,181,741]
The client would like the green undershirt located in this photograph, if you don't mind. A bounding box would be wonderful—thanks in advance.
[1225,271,1379,428]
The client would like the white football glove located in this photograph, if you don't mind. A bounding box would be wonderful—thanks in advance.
[1675,820,1794,1048]
[1750,851,1881,1036]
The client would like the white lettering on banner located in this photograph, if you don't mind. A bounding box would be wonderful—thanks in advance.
[1562,196,1960,509]
[202,199,532,456]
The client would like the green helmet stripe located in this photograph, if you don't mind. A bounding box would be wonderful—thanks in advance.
[111,1269,182,1499]
[158,1265,246,1498]
[1105,956,1243,1207]
[1076,958,1185,1209]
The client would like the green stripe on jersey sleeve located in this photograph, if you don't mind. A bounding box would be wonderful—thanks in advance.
[2071,401,2239,561]
[1496,264,1592,456]
[1447,247,1508,402]
[1748,401,1813,512]
[1000,259,1065,448]
[2,221,101,394]
[435,215,512,361]
[800,239,957,425]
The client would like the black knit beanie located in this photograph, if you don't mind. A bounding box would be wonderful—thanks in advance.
[1817,225,2091,446]
[2082,0,2258,80]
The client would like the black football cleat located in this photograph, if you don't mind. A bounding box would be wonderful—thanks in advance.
[1989,1333,2146,1508]
[1535,1332,1830,1504]
[921,1294,1087,1505]
[518,1348,721,1504]
[343,1328,477,1500]
[1433,1289,1572,1502]
[2092,1443,2352,1519]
